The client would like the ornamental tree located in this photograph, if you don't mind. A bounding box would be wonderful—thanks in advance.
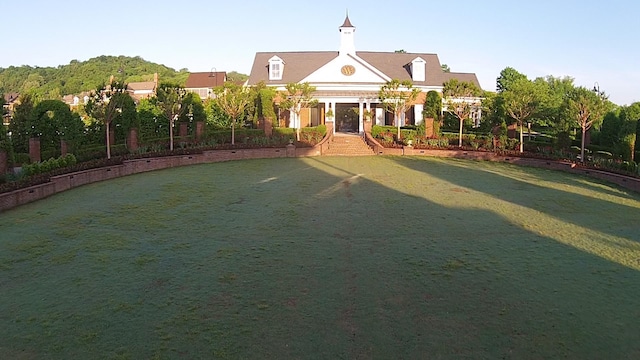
[213,82,254,145]
[155,83,186,151]
[501,77,544,152]
[378,79,421,140]
[442,79,481,147]
[85,81,128,159]
[565,86,608,163]
[280,82,318,141]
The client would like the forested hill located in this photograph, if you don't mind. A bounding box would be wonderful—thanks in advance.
[0,55,190,98]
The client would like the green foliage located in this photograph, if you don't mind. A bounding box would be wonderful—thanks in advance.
[85,82,130,158]
[205,99,233,129]
[155,83,186,122]
[29,100,85,155]
[496,67,527,93]
[379,79,421,139]
[8,94,35,153]
[618,117,638,162]
[423,90,441,121]
[256,84,277,120]
[112,92,138,144]
[22,154,77,176]
[599,110,622,147]
[0,55,189,99]
[279,82,318,140]
[371,125,396,138]
[137,98,166,140]
[299,125,327,145]
[226,71,249,83]
[0,124,14,168]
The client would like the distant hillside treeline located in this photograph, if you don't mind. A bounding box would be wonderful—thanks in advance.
[0,55,190,98]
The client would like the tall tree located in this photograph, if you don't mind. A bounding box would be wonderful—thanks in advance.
[226,71,249,83]
[501,77,543,152]
[280,82,318,141]
[618,103,640,161]
[213,82,254,145]
[496,67,527,93]
[155,83,186,151]
[378,79,421,140]
[441,64,451,73]
[423,90,442,120]
[0,92,5,120]
[599,110,622,148]
[85,81,128,159]
[8,94,35,154]
[566,86,608,162]
[442,78,481,147]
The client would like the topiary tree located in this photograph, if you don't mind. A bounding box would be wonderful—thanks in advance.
[443,78,481,147]
[565,86,609,163]
[154,83,186,151]
[85,81,128,159]
[379,79,421,140]
[213,82,255,145]
[280,82,317,141]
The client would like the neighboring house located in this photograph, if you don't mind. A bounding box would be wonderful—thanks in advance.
[247,15,482,133]
[3,92,20,125]
[126,73,159,102]
[185,71,227,99]
[62,91,91,109]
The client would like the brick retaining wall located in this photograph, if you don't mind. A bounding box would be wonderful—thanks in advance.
[2,145,639,213]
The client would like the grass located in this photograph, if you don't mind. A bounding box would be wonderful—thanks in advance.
[1,156,639,359]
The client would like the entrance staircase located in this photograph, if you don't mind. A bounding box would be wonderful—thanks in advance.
[323,133,375,156]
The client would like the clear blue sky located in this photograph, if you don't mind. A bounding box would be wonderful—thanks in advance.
[3,0,638,105]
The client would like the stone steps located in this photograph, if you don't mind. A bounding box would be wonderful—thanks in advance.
[324,134,375,156]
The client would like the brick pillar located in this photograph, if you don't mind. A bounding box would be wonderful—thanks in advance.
[263,117,273,137]
[0,150,7,175]
[128,128,138,152]
[60,140,68,156]
[424,118,435,138]
[29,138,41,163]
[507,123,518,139]
[179,122,188,138]
[195,121,204,141]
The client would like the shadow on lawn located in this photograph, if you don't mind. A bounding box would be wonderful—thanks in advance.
[301,156,640,359]
[1,157,640,359]
[387,156,640,268]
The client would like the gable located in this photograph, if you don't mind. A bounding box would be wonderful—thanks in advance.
[247,52,339,85]
[301,53,390,83]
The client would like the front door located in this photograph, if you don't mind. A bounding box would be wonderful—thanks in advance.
[335,103,359,133]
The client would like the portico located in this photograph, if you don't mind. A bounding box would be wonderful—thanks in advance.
[246,14,481,134]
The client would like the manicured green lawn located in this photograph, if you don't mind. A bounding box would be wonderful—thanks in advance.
[1,156,639,359]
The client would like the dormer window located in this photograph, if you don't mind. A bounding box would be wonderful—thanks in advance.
[268,56,284,81]
[411,57,426,82]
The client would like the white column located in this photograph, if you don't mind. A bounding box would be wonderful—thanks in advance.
[414,104,424,125]
[331,101,337,134]
[375,108,384,125]
[324,101,330,124]
[358,101,364,133]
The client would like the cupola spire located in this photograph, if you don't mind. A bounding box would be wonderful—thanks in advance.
[339,12,356,55]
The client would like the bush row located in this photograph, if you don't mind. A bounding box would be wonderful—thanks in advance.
[22,154,78,176]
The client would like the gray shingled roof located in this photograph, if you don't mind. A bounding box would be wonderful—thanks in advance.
[247,51,481,89]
